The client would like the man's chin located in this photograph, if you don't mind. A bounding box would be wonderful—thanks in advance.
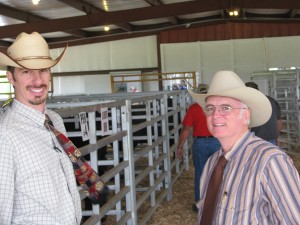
[29,97,46,106]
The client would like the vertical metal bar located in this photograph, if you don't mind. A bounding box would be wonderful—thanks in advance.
[146,100,155,206]
[161,94,172,201]
[111,107,122,220]
[88,111,100,225]
[179,92,190,171]
[122,100,137,225]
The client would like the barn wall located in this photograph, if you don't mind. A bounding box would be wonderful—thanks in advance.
[49,30,300,95]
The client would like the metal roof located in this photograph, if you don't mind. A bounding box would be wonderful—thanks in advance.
[0,0,300,49]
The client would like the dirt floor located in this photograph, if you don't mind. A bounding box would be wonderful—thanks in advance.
[147,160,197,225]
[146,150,300,225]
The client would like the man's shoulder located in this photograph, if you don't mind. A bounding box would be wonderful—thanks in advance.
[0,107,14,126]
[47,109,62,120]
[248,138,286,160]
[0,109,16,139]
[266,95,279,105]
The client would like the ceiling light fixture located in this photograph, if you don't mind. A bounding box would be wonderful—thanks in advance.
[104,26,110,31]
[32,0,40,5]
[228,9,239,16]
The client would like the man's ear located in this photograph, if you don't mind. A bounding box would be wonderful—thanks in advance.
[6,71,15,86]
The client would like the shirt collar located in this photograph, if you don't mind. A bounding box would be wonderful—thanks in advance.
[223,130,253,161]
[11,99,47,127]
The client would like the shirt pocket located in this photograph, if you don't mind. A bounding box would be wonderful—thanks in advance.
[217,197,252,224]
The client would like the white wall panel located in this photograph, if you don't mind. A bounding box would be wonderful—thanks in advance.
[200,40,233,67]
[160,42,199,72]
[52,76,84,96]
[51,35,157,73]
[234,65,266,82]
[50,36,157,95]
[265,36,300,68]
[161,36,300,85]
[84,75,111,94]
[110,36,157,69]
[233,38,266,67]
[200,67,235,85]
[51,42,112,72]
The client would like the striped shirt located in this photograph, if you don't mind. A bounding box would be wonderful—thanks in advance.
[197,130,300,225]
[0,99,82,225]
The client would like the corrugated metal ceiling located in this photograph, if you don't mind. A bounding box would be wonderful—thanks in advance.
[0,0,299,49]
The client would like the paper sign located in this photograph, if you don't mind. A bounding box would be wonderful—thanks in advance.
[101,107,109,135]
[79,112,89,141]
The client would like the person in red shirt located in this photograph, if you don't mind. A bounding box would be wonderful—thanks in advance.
[177,85,220,212]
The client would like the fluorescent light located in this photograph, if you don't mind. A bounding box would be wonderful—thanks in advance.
[32,0,40,5]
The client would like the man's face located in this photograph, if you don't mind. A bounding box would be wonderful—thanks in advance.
[7,67,51,112]
[205,96,250,142]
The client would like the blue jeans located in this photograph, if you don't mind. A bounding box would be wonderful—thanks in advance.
[192,137,221,203]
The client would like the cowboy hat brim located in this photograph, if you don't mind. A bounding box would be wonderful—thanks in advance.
[0,45,67,70]
[188,86,272,128]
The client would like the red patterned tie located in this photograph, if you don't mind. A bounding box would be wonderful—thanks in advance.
[199,155,227,225]
[45,114,108,204]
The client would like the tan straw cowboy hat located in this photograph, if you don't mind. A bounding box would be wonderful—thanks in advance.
[0,32,67,70]
[188,71,271,127]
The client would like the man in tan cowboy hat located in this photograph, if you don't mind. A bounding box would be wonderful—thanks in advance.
[189,71,300,225]
[0,32,82,225]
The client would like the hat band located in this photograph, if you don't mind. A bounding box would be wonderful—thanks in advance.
[14,56,52,61]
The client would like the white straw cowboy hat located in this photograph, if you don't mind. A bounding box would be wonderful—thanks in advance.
[0,32,67,70]
[188,71,271,127]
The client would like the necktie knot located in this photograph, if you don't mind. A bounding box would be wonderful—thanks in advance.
[45,114,54,127]
[218,155,227,169]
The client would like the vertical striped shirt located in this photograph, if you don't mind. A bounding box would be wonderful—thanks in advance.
[197,130,300,225]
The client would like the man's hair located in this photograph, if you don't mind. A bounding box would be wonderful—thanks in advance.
[245,81,259,90]
[7,66,15,74]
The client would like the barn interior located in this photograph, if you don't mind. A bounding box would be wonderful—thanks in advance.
[0,1,300,225]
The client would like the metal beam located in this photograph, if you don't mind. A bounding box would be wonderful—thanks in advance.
[143,0,178,25]
[0,0,224,39]
[0,2,86,37]
[57,0,132,32]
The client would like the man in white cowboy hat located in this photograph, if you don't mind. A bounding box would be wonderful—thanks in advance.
[189,71,300,225]
[0,32,82,225]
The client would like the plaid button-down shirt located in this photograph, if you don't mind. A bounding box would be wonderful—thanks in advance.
[0,99,82,225]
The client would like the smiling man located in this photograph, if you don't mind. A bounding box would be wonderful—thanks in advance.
[6,67,51,110]
[189,71,300,225]
[0,32,82,225]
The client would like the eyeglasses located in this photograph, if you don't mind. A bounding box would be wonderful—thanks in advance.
[204,104,248,116]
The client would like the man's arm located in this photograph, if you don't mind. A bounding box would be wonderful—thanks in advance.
[262,154,300,224]
[176,125,192,161]
[0,135,15,225]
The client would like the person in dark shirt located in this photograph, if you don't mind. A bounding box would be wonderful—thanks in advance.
[245,81,282,145]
